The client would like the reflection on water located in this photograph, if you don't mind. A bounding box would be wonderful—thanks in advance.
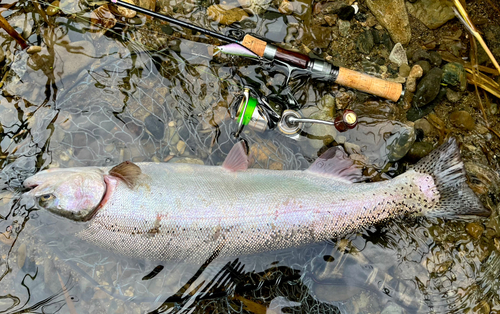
[0,0,499,313]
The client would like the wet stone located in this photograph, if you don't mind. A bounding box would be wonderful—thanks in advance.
[442,62,467,91]
[399,64,411,77]
[413,67,443,107]
[408,64,424,79]
[144,114,165,140]
[429,51,442,66]
[337,5,355,20]
[338,20,350,37]
[405,141,434,162]
[449,110,475,131]
[415,60,431,76]
[411,49,431,63]
[466,222,484,240]
[365,0,411,45]
[46,1,60,15]
[207,5,249,25]
[389,43,408,67]
[414,118,435,137]
[356,30,375,54]
[406,0,455,29]
[446,88,462,103]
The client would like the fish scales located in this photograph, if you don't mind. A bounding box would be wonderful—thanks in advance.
[79,163,425,261]
[23,139,489,262]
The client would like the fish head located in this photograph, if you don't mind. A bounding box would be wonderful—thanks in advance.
[23,167,106,221]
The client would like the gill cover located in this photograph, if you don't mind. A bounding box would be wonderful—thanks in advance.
[24,168,106,221]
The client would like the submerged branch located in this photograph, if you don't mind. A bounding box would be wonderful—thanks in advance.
[0,14,28,49]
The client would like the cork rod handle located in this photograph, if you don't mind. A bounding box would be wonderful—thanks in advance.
[242,34,403,101]
[335,67,403,102]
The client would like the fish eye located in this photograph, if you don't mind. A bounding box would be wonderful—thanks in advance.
[38,194,56,206]
[40,194,54,201]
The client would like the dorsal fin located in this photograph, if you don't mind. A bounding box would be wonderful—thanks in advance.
[222,141,249,172]
[109,161,142,189]
[306,146,363,183]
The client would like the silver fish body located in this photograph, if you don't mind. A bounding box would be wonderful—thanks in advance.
[23,139,488,262]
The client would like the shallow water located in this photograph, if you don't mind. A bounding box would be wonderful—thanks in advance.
[0,0,499,313]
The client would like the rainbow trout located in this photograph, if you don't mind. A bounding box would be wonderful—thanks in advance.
[23,138,488,261]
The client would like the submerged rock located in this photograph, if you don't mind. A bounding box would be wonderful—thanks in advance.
[207,5,249,25]
[365,0,411,45]
[449,111,475,130]
[413,67,442,107]
[27,40,96,86]
[405,141,434,162]
[338,20,350,37]
[442,62,467,91]
[406,0,455,29]
[238,0,273,15]
[356,30,375,54]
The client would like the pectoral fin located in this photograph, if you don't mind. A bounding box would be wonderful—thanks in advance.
[306,146,363,183]
[109,161,142,189]
[222,141,249,172]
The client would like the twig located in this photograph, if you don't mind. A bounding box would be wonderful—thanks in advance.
[470,36,489,127]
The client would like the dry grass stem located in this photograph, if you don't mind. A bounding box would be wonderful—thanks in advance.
[453,0,500,73]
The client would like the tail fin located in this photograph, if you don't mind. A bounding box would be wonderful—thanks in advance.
[413,138,490,217]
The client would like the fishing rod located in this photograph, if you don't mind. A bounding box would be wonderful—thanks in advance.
[109,0,403,102]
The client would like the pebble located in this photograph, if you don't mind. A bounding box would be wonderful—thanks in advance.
[365,0,411,45]
[406,0,455,29]
[337,5,355,20]
[389,43,408,66]
[429,51,442,66]
[238,0,273,14]
[489,102,498,115]
[466,222,484,240]
[415,60,431,75]
[176,140,187,155]
[445,88,461,103]
[449,110,475,130]
[411,49,431,63]
[145,114,165,140]
[109,0,136,18]
[207,5,249,25]
[399,64,411,77]
[405,141,434,162]
[278,0,294,15]
[442,62,467,91]
[412,67,443,107]
[414,118,435,137]
[338,20,351,37]
[46,1,60,16]
[408,64,423,79]
[356,30,374,54]
[26,46,42,54]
